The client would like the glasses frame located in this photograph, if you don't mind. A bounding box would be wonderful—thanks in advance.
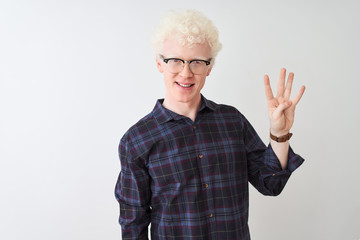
[160,55,211,74]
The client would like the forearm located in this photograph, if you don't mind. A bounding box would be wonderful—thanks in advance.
[119,201,150,240]
[270,139,289,170]
[245,121,303,195]
[115,175,151,239]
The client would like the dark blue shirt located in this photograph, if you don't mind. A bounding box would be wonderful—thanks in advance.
[115,96,304,239]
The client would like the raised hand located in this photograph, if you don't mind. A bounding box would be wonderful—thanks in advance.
[264,68,305,137]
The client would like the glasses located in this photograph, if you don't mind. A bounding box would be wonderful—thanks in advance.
[160,55,211,75]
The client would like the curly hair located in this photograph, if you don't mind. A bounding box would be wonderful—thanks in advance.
[151,9,222,59]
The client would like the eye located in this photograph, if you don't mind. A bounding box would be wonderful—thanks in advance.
[191,60,205,65]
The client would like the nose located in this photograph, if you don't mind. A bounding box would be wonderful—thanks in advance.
[179,62,194,77]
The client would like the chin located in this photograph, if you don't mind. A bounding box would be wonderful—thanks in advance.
[175,94,199,103]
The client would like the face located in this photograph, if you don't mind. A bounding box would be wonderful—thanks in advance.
[156,38,213,106]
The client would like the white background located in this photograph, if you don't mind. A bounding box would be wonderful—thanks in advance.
[1,0,359,239]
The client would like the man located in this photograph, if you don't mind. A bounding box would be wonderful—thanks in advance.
[115,9,305,240]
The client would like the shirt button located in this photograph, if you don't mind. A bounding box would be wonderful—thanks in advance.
[272,173,276,176]
[204,183,209,188]
[209,213,214,218]
[199,154,204,159]
[193,125,197,129]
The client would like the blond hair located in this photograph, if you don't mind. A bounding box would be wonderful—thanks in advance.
[151,9,222,59]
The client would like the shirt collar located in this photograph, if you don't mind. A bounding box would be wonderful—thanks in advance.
[152,95,218,125]
[199,95,218,112]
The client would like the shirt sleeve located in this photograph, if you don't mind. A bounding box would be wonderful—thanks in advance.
[241,114,304,196]
[114,137,151,240]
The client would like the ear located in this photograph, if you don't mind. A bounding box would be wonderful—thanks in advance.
[206,65,213,76]
[156,56,164,73]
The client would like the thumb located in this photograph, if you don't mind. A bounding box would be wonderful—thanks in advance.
[272,101,292,118]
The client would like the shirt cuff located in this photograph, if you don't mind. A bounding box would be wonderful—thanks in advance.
[265,144,305,173]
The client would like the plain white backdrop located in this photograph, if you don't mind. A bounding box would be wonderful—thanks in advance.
[1,0,359,239]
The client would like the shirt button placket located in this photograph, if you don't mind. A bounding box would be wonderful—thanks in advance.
[198,153,216,229]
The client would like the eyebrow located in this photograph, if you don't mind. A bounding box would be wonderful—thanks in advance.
[162,55,210,61]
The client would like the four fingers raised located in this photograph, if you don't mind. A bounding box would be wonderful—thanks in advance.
[264,68,305,107]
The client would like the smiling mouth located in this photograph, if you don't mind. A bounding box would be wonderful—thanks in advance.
[176,82,194,88]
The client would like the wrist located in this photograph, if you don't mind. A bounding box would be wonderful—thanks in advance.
[270,128,289,136]
[270,132,293,142]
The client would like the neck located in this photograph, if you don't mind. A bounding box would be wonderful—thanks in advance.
[162,95,201,122]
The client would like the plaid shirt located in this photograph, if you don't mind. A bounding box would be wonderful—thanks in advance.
[115,96,304,240]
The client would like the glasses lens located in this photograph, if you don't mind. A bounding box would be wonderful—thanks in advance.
[166,59,183,73]
[189,61,207,74]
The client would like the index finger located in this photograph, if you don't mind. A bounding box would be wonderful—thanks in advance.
[292,85,306,106]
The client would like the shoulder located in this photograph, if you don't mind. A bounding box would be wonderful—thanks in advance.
[201,98,253,133]
[118,110,161,163]
[205,98,246,120]
[120,111,158,145]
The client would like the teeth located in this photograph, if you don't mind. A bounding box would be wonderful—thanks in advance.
[178,82,192,88]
